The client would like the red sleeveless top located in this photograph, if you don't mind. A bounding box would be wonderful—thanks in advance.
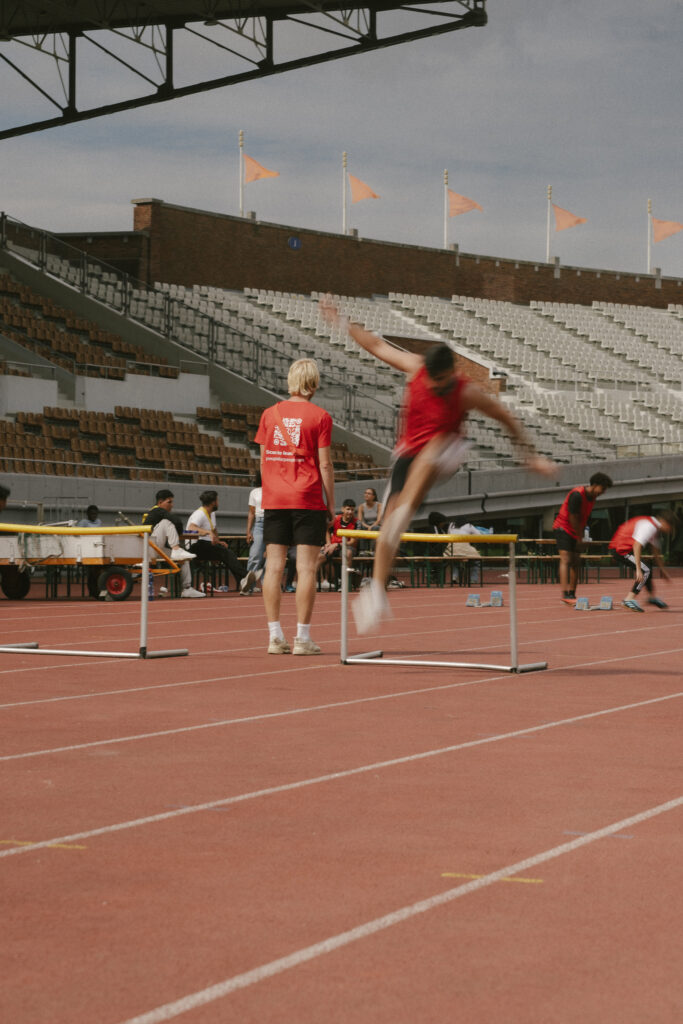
[396,366,468,456]
[552,486,595,540]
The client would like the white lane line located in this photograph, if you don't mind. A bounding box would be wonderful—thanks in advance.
[1,689,681,860]
[3,641,683,761]
[1,617,680,709]
[116,794,683,1024]
[1,579,676,667]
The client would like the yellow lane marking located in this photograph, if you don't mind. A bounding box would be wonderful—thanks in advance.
[0,839,86,850]
[441,871,543,884]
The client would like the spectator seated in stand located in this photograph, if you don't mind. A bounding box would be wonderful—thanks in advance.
[142,487,203,599]
[316,498,360,591]
[186,489,251,593]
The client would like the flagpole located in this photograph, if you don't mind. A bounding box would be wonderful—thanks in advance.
[239,129,244,217]
[342,152,348,235]
[443,169,449,249]
[546,184,552,262]
[647,198,652,274]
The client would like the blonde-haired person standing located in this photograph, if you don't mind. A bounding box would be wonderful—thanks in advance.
[255,359,335,655]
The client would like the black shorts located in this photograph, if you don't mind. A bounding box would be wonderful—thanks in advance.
[553,528,579,553]
[264,509,327,548]
[388,455,416,498]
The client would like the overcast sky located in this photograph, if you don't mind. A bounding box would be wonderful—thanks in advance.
[1,0,682,280]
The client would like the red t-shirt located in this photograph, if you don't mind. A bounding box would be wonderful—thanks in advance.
[552,486,595,539]
[396,365,468,456]
[330,513,358,545]
[255,399,332,510]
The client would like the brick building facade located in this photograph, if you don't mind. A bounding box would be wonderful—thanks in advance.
[63,198,683,309]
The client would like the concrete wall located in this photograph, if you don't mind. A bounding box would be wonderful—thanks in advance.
[74,371,210,416]
[0,373,58,414]
[3,453,682,538]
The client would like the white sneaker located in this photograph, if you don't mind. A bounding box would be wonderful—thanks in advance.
[321,580,331,591]
[352,581,393,635]
[171,547,196,562]
[267,636,291,655]
[293,638,321,656]
[181,587,206,598]
[239,570,256,595]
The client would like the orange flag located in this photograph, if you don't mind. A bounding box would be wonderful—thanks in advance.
[653,217,683,244]
[552,203,587,232]
[447,189,482,217]
[348,173,379,204]
[243,153,279,184]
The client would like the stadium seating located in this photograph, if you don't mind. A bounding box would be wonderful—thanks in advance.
[0,403,382,484]
[5,229,683,476]
[0,272,178,379]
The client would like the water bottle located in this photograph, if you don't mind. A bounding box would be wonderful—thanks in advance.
[148,575,155,602]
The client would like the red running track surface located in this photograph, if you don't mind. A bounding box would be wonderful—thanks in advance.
[2,581,682,1023]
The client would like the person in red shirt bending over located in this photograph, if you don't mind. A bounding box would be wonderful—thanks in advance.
[255,358,334,656]
[609,510,675,612]
[552,472,613,605]
[320,296,557,635]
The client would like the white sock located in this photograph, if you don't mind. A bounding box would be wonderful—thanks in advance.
[268,621,285,641]
[296,622,311,641]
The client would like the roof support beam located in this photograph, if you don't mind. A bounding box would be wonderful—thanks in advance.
[0,1,486,140]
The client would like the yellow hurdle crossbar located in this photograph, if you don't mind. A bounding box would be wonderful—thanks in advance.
[0,523,151,535]
[338,529,517,544]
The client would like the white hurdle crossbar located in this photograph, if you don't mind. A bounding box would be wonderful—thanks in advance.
[339,529,547,674]
[0,523,188,660]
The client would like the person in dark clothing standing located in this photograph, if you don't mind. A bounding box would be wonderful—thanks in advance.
[552,472,613,605]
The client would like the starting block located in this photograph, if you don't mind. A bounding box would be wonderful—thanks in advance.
[466,590,504,608]
[575,595,613,611]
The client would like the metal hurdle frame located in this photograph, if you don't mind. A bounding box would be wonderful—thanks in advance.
[0,524,189,659]
[339,529,547,674]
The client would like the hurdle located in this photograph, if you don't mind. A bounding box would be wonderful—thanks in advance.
[0,523,189,659]
[338,529,547,673]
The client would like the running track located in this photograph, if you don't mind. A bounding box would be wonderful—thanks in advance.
[2,580,682,1023]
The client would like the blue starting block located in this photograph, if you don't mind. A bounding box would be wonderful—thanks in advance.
[466,590,504,608]
[575,595,613,611]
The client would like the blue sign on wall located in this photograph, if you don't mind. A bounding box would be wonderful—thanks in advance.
[287,236,302,251]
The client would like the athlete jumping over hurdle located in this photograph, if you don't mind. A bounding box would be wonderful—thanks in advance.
[608,510,675,612]
[319,297,557,634]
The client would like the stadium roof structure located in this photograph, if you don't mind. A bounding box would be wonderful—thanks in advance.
[0,0,486,140]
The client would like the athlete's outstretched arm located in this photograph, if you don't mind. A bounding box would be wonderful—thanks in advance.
[319,295,420,375]
[462,383,557,476]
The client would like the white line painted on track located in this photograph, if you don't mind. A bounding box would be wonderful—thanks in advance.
[1,620,680,708]
[3,642,683,760]
[1,690,681,859]
[116,794,683,1024]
